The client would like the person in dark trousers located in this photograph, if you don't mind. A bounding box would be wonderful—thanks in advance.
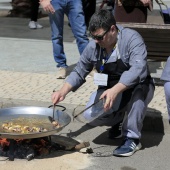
[28,0,43,29]
[82,0,96,29]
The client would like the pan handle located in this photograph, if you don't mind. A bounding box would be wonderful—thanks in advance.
[48,104,66,111]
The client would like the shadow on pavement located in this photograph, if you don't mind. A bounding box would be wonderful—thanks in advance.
[92,129,164,151]
[93,108,164,150]
[0,16,75,42]
[66,123,95,138]
[67,108,164,150]
[66,64,77,75]
[143,108,165,134]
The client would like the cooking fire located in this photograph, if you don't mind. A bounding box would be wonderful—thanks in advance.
[0,106,75,161]
[0,137,65,161]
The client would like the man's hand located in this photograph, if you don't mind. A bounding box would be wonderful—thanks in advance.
[51,91,66,104]
[51,82,73,104]
[39,0,55,13]
[139,0,151,6]
[100,88,118,112]
[139,0,153,11]
[100,83,128,112]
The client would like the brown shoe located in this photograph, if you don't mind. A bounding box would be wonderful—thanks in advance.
[56,67,66,79]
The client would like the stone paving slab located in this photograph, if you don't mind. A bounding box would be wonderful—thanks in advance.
[150,86,167,114]
[0,70,97,105]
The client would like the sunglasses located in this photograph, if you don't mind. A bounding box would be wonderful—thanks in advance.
[90,28,110,41]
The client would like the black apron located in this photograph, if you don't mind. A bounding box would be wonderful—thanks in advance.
[95,54,154,111]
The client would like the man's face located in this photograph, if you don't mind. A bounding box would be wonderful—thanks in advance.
[90,25,117,48]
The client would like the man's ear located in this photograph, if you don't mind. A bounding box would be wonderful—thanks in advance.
[110,25,116,33]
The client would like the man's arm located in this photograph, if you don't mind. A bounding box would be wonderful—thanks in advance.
[39,0,55,13]
[52,82,73,104]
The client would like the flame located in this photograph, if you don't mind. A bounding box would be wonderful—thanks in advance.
[0,138,51,156]
[0,138,10,147]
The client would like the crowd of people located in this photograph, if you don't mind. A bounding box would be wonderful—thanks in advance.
[30,0,169,157]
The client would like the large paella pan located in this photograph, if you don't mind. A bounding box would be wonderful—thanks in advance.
[0,106,71,139]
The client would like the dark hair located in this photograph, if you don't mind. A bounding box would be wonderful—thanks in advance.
[89,9,116,32]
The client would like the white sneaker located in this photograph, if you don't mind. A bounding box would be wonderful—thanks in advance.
[56,67,67,79]
[28,21,36,29]
[36,22,43,29]
[28,21,43,29]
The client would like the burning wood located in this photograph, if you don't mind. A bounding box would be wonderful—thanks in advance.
[0,137,65,161]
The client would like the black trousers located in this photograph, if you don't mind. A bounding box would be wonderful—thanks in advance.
[30,0,40,21]
[82,0,96,28]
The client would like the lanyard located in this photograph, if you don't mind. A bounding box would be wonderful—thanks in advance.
[100,44,117,73]
[99,29,120,73]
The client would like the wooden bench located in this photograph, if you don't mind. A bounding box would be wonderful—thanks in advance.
[118,22,170,61]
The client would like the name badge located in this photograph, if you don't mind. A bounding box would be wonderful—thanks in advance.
[94,73,108,86]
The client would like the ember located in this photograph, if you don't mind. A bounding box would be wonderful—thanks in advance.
[0,137,65,161]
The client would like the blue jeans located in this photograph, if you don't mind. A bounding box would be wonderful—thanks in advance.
[49,0,89,68]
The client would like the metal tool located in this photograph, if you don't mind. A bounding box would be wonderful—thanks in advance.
[73,98,103,120]
[52,89,57,122]
[52,104,55,121]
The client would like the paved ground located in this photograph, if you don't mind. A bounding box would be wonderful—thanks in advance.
[0,11,168,126]
[0,2,170,170]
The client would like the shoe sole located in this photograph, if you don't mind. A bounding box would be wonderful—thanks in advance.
[56,77,65,79]
[114,134,123,139]
[113,143,142,157]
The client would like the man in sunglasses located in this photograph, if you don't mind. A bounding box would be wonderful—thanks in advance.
[51,9,155,157]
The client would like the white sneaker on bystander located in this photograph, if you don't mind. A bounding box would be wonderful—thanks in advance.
[28,21,43,29]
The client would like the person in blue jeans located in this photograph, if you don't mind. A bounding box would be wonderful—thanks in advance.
[161,57,170,124]
[40,0,89,79]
